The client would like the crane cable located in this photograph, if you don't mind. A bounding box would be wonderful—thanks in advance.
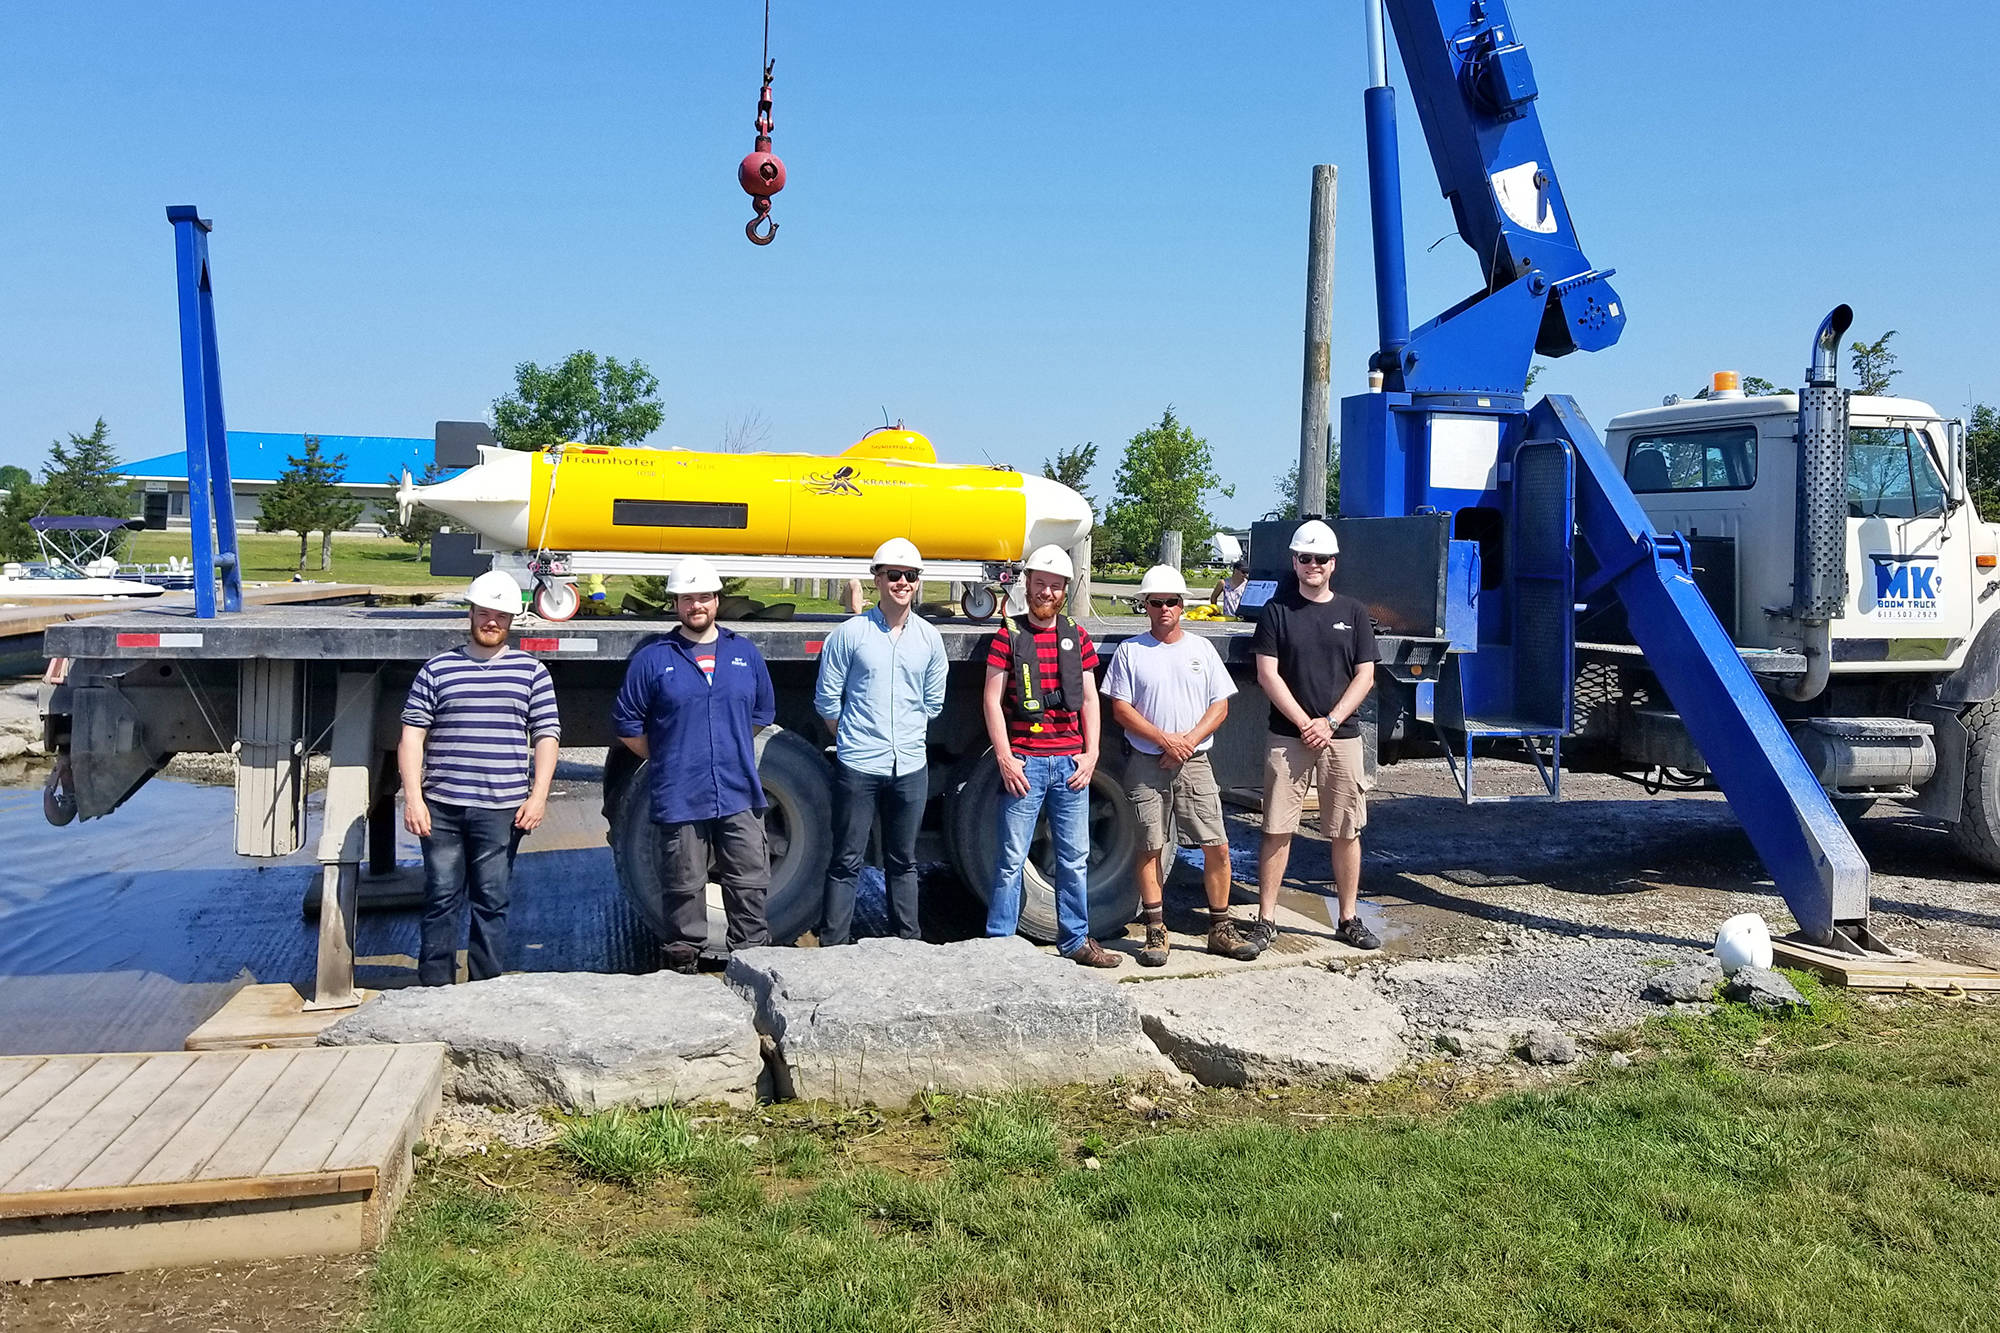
[738,0,787,245]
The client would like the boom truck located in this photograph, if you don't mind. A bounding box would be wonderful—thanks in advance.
[39,0,1912,1015]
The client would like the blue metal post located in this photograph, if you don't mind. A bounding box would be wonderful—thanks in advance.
[167,205,242,616]
[1363,87,1411,379]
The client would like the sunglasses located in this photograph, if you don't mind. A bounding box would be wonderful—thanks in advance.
[1293,553,1333,565]
[878,568,921,584]
[1145,598,1183,610]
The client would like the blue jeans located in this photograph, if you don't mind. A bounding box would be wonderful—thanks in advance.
[986,753,1092,955]
[419,801,524,986]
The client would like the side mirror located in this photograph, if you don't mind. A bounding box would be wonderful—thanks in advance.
[1947,418,1967,515]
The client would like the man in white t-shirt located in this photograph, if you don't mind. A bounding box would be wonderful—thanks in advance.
[1101,565,1261,966]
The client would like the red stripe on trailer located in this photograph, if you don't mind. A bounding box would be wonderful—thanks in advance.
[518,637,559,651]
[804,640,824,654]
[116,633,160,648]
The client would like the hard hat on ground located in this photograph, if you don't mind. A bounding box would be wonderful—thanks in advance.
[1714,913,1774,975]
[1290,519,1340,556]
[666,555,724,595]
[467,571,524,614]
[871,537,924,571]
[1023,544,1075,581]
[1138,565,1189,599]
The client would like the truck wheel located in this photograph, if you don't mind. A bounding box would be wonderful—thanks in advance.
[1950,700,2000,871]
[533,579,581,621]
[610,728,835,946]
[948,748,1142,943]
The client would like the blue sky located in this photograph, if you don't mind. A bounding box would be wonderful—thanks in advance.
[3,1,1993,522]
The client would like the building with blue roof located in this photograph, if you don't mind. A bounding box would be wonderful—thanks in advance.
[120,432,434,531]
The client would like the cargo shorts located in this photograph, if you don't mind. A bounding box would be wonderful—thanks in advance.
[1262,732,1370,839]
[1124,748,1229,850]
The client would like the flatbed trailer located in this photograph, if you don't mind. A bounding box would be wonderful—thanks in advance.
[41,600,1458,1007]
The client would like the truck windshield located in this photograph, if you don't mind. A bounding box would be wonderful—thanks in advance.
[1624,424,1757,492]
[1848,426,1945,519]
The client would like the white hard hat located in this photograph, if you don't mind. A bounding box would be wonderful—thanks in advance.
[467,570,524,614]
[1290,519,1339,556]
[871,537,923,571]
[665,555,724,595]
[1137,564,1189,599]
[1714,913,1774,976]
[1022,544,1075,581]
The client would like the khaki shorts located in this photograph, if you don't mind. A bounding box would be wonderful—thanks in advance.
[1262,732,1371,839]
[1124,749,1229,850]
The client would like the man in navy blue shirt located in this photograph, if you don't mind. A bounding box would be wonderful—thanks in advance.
[613,555,776,971]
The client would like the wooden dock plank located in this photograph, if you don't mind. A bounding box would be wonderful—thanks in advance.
[0,1057,144,1186]
[0,1058,48,1104]
[130,1051,297,1186]
[324,1045,444,1173]
[0,1167,377,1221]
[1771,939,2000,992]
[67,1053,247,1191]
[195,1048,345,1181]
[261,1046,396,1177]
[0,1058,95,1144]
[2,1054,197,1196]
[0,1191,371,1282]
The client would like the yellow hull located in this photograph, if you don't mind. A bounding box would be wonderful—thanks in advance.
[527,441,1032,562]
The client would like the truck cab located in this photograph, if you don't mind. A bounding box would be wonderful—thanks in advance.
[1604,390,1995,677]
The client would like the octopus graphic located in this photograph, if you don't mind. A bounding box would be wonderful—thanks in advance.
[803,465,863,496]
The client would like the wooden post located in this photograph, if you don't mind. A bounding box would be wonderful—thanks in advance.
[1300,164,1337,518]
[307,670,379,1010]
[1159,529,1183,569]
[234,660,304,856]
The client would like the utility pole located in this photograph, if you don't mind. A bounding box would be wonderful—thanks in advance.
[1299,164,1336,519]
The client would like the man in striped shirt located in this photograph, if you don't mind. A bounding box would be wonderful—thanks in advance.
[398,571,562,986]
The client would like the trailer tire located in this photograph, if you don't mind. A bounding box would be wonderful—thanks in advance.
[609,728,835,946]
[947,748,1142,944]
[1950,700,2000,872]
[533,579,580,622]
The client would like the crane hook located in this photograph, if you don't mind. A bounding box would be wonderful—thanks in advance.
[738,58,786,245]
[746,208,778,246]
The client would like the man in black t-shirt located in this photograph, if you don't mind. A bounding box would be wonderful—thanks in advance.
[1248,519,1381,954]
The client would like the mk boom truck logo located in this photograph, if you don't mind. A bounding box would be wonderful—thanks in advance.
[1868,553,1943,621]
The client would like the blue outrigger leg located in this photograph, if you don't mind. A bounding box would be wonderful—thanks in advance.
[1536,397,1868,944]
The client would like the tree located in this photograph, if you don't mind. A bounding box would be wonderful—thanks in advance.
[1101,408,1234,564]
[0,464,30,493]
[1851,331,1900,396]
[720,410,772,453]
[259,436,363,570]
[41,418,131,520]
[0,480,45,562]
[1040,441,1099,516]
[493,351,664,451]
[382,462,450,558]
[1969,403,2000,524]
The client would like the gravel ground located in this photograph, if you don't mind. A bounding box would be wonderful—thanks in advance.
[425,1102,563,1156]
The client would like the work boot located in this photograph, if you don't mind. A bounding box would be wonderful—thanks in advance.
[662,944,700,975]
[1137,921,1171,968]
[1335,915,1383,951]
[1207,917,1261,962]
[1066,939,1123,969]
[1244,918,1280,954]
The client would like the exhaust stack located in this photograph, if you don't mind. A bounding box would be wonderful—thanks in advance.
[1781,304,1853,701]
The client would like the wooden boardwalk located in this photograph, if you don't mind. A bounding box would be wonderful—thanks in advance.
[0,1044,443,1281]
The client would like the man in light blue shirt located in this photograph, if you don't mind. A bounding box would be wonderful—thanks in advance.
[813,537,949,943]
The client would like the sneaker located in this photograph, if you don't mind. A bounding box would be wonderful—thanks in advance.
[1244,918,1280,954]
[1066,939,1124,969]
[1207,917,1261,962]
[1335,915,1382,951]
[1137,922,1171,968]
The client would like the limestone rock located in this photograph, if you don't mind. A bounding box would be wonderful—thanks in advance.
[1641,958,1724,1005]
[321,970,761,1112]
[1436,1018,1517,1062]
[726,936,1181,1106]
[1133,967,1407,1086]
[1723,966,1807,1014]
[1521,1027,1578,1065]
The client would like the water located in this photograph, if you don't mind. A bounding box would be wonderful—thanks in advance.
[0,775,657,1055]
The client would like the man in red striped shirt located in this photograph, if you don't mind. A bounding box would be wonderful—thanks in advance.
[981,545,1118,966]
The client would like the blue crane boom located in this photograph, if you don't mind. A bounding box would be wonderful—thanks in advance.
[1346,0,1870,946]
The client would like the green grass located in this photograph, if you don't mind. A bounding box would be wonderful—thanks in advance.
[366,992,2000,1332]
[129,530,460,587]
[555,1105,696,1186]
